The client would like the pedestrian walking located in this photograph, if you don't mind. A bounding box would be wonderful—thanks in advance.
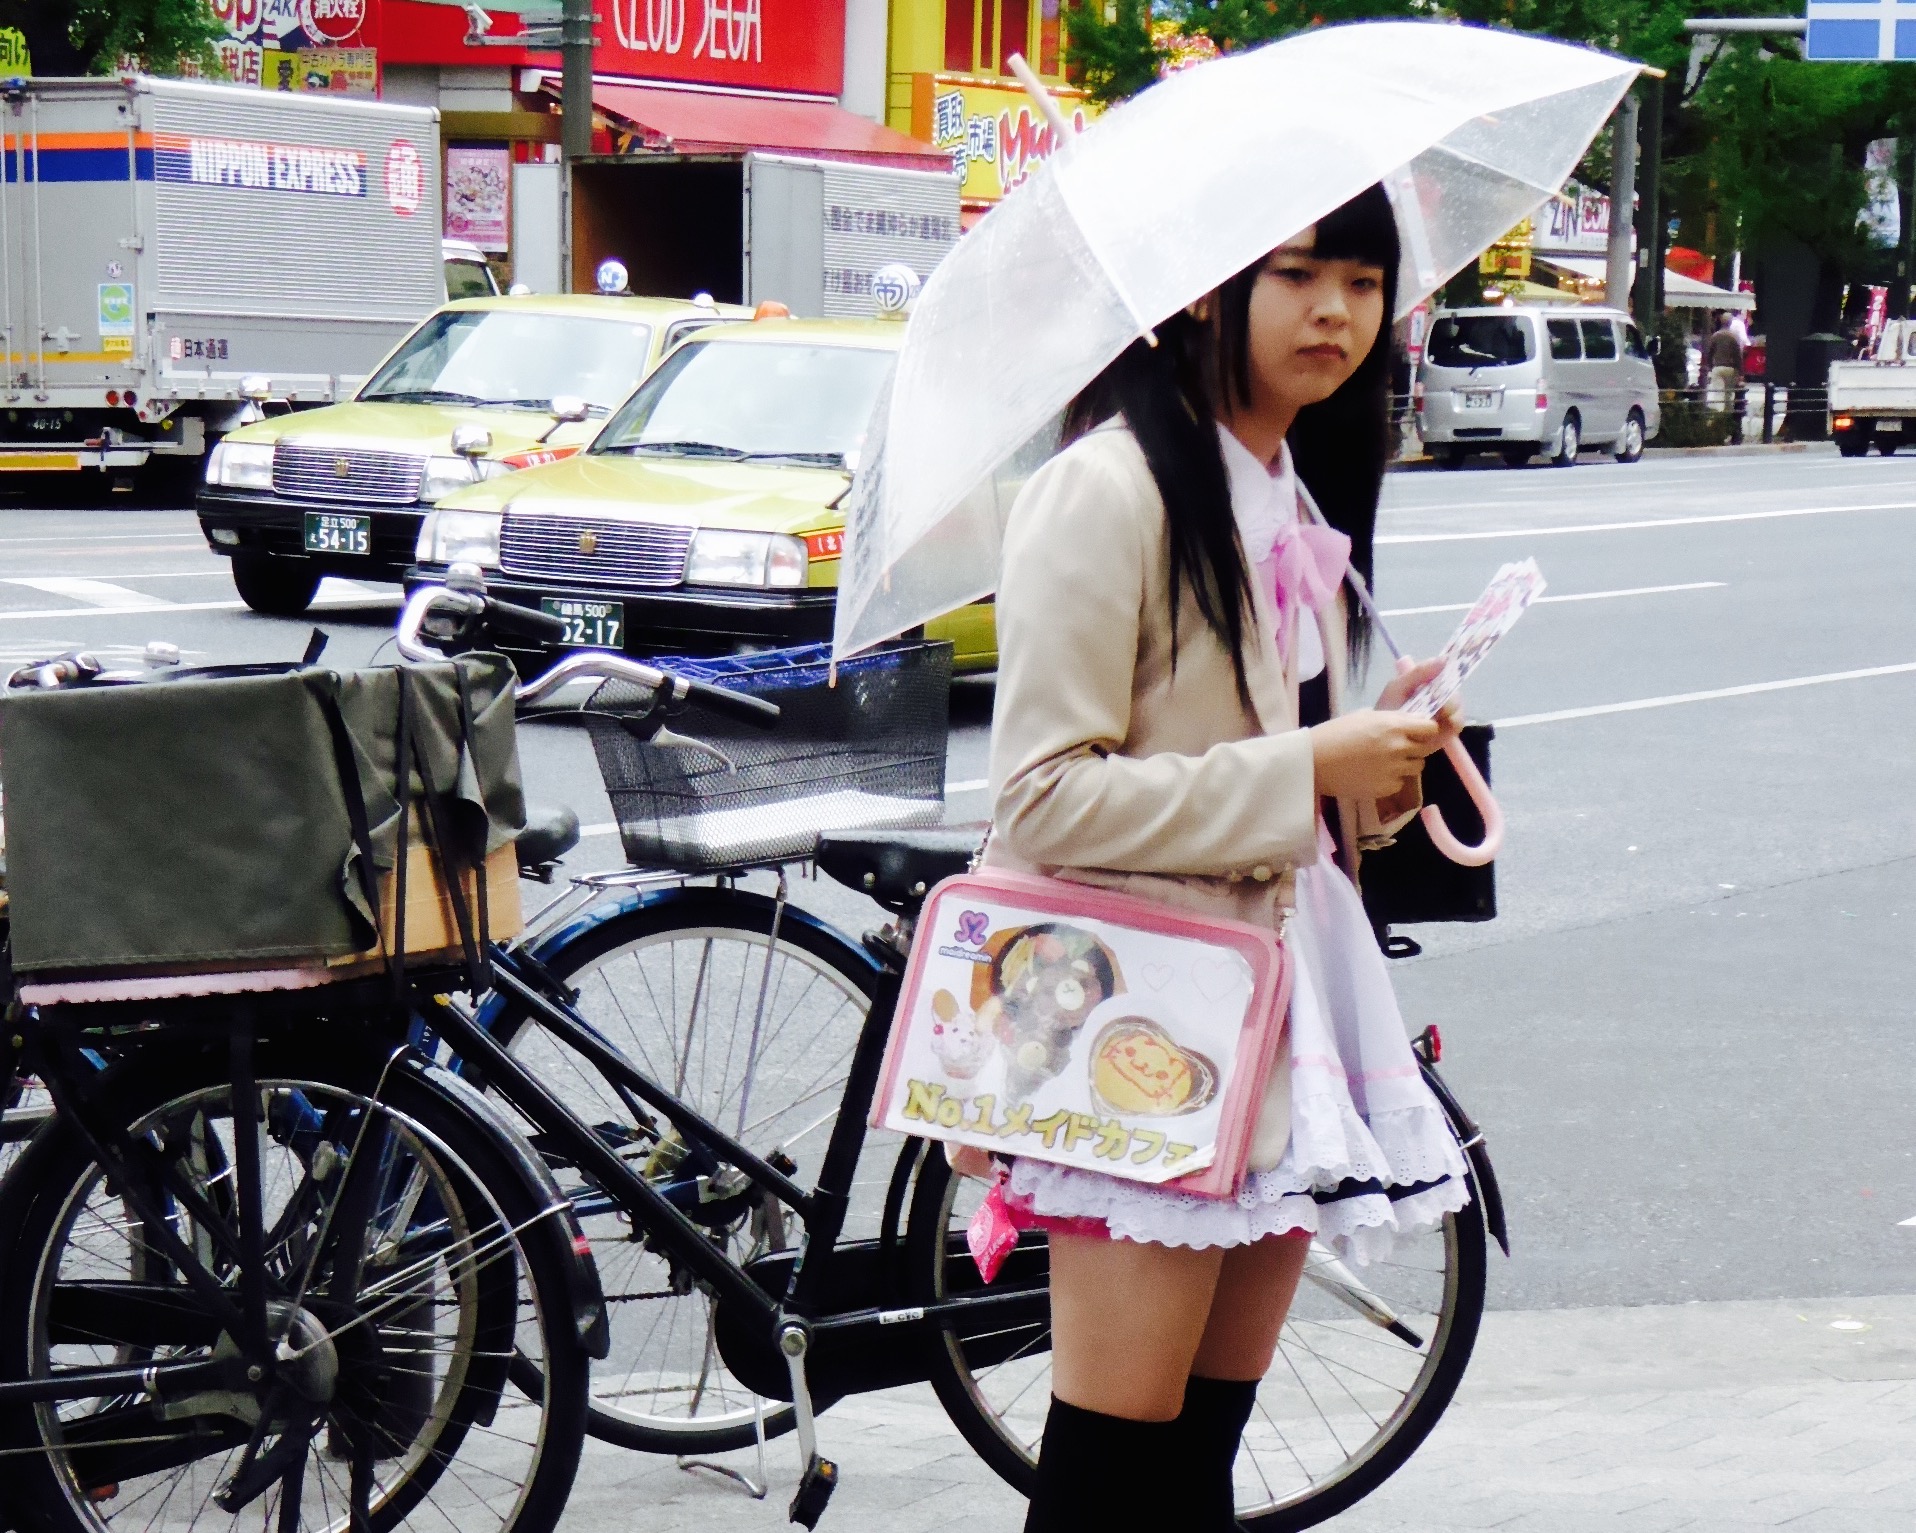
[983,183,1475,1531]
[1705,311,1744,412]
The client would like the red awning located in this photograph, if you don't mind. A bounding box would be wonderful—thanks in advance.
[541,78,950,173]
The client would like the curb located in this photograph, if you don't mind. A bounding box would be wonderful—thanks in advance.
[1391,439,1835,471]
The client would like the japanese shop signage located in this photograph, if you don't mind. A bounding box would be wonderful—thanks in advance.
[910,74,1096,204]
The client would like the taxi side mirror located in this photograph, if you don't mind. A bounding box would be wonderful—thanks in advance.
[451,423,492,457]
[549,395,589,423]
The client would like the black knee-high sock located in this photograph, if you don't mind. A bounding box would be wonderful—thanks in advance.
[1176,1375,1260,1530]
[1023,1397,1183,1533]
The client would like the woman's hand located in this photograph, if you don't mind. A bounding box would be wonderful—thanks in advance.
[1311,709,1443,800]
[1374,656,1465,745]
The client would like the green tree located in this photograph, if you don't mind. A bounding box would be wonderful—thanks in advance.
[0,0,224,76]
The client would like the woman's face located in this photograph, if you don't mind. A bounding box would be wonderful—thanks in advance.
[1239,229,1388,418]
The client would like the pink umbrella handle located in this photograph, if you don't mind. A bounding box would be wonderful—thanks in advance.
[1392,656,1503,866]
[1421,735,1502,866]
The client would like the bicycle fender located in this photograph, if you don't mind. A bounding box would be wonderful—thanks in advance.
[407,1055,613,1358]
[1418,1061,1509,1257]
[478,883,886,1031]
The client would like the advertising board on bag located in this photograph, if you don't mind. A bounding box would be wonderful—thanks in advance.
[875,872,1290,1193]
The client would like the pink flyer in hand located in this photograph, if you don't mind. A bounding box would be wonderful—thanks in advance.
[1402,557,1547,718]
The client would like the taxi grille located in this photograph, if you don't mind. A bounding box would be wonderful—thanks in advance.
[500,514,692,587]
[273,444,424,505]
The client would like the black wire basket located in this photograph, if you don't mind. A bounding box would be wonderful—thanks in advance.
[584,640,953,871]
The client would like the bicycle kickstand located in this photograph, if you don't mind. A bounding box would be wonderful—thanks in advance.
[777,1320,838,1528]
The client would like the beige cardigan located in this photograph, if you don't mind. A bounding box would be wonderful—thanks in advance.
[984,421,1418,1169]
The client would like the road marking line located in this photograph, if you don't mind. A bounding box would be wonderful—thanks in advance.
[0,593,401,622]
[1898,1215,1916,1228]
[0,532,204,545]
[947,778,988,794]
[6,577,170,608]
[0,569,230,581]
[1496,661,1916,729]
[1378,500,1914,545]
[1383,581,1724,618]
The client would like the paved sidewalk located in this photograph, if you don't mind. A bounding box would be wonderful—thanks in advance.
[565,1293,1916,1532]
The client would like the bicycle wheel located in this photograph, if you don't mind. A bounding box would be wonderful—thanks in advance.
[907,1123,1489,1528]
[0,1038,590,1533]
[488,886,901,1453]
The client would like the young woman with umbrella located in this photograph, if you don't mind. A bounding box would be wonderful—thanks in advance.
[832,23,1641,1525]
[985,182,1469,1530]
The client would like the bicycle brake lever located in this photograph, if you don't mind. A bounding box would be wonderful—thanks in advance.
[650,727,736,772]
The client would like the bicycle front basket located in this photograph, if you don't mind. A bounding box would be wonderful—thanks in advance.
[585,640,952,871]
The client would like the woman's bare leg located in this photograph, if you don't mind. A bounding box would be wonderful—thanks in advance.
[1190,1230,1312,1380]
[1048,1231,1224,1420]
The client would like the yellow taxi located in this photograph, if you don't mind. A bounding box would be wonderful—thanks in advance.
[410,316,997,670]
[197,293,750,616]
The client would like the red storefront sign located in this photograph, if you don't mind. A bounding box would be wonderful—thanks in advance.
[209,0,845,100]
[380,0,845,99]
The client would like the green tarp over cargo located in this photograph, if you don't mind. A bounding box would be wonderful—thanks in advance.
[0,656,524,976]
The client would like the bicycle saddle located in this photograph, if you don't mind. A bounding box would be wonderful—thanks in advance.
[816,826,983,911]
[516,802,582,871]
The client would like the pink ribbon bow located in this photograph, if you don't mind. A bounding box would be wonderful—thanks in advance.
[1265,519,1351,661]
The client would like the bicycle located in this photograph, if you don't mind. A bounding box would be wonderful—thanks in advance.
[396,577,1510,1528]
[0,636,611,1533]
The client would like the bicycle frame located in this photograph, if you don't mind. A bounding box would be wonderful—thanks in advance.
[421,935,1048,1358]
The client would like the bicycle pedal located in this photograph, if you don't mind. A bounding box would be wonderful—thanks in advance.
[787,1453,837,1528]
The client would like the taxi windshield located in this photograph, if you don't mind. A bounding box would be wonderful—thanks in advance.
[593,340,894,467]
[360,309,655,412]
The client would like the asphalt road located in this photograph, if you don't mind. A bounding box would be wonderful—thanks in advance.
[0,445,1909,1324]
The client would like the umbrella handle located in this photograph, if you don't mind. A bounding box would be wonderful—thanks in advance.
[1393,657,1503,867]
[1007,54,1074,141]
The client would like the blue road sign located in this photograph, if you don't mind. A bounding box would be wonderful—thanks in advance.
[1806,0,1916,59]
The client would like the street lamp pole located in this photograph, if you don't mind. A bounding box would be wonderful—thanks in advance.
[561,0,595,163]
[1606,92,1638,311]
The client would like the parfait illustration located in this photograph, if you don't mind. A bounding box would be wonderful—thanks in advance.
[926,988,995,1098]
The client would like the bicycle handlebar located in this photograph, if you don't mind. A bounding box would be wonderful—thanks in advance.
[395,578,781,728]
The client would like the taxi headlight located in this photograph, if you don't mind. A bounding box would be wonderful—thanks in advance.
[207,440,273,490]
[420,455,480,502]
[684,529,808,589]
[416,507,502,568]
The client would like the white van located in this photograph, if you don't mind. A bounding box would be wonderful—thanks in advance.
[1416,305,1661,467]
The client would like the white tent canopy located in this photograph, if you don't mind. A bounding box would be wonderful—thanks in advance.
[1542,254,1756,311]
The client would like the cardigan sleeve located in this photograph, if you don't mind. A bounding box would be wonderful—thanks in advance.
[988,439,1320,879]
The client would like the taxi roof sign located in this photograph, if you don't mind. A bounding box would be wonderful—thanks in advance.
[871,263,920,317]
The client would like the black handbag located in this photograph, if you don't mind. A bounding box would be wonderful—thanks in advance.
[1358,722,1496,949]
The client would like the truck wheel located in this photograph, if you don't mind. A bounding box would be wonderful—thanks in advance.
[231,553,320,617]
[1550,413,1581,467]
[1614,409,1646,464]
[1836,431,1870,458]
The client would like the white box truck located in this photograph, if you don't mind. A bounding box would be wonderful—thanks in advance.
[568,151,960,315]
[0,74,442,488]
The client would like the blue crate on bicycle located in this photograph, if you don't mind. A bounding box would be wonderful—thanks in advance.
[584,640,951,871]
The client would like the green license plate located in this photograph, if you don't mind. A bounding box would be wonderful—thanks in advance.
[303,512,371,555]
[541,597,624,649]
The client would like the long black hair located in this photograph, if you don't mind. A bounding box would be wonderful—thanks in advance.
[1063,183,1400,695]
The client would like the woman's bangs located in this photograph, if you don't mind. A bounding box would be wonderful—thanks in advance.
[1310,183,1399,269]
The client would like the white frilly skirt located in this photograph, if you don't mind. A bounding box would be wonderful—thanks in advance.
[1004,851,1471,1264]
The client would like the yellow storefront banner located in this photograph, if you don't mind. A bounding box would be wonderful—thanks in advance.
[1478,219,1533,281]
[910,73,1098,204]
[263,47,378,97]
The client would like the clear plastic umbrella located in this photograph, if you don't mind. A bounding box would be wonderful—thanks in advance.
[834,20,1639,658]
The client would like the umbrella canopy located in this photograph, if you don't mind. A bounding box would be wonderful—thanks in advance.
[834,21,1639,659]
